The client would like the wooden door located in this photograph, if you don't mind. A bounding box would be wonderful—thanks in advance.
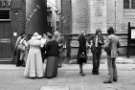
[0,21,13,62]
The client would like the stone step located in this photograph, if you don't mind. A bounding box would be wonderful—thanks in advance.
[40,86,69,90]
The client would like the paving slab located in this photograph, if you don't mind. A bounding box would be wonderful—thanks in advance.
[0,57,135,90]
[40,86,69,90]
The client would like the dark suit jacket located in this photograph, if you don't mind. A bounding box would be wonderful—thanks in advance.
[45,40,59,57]
[91,35,104,54]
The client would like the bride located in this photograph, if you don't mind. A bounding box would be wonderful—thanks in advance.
[24,32,45,79]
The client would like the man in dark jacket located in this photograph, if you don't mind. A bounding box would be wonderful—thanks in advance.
[91,29,104,75]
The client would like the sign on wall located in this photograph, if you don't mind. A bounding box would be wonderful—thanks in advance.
[131,29,135,39]
[90,0,107,33]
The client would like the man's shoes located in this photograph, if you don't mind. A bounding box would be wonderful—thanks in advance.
[113,79,117,82]
[81,73,85,76]
[103,80,112,84]
[92,72,99,75]
[80,72,85,76]
[22,64,25,67]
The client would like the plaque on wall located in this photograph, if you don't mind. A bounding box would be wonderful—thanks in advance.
[131,29,135,39]
[70,40,79,48]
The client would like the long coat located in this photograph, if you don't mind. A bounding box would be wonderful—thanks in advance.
[77,34,87,64]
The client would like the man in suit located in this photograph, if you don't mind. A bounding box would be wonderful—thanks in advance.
[91,29,104,75]
[104,27,120,83]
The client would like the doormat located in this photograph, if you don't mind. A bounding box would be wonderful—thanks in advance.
[40,86,69,90]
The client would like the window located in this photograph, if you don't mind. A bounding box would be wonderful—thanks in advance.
[124,0,130,9]
[0,0,11,20]
[0,10,9,19]
[124,0,135,9]
[131,0,135,9]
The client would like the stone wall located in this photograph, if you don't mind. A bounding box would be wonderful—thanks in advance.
[71,0,89,34]
[11,0,26,35]
[107,0,135,34]
[61,0,72,34]
[71,0,135,34]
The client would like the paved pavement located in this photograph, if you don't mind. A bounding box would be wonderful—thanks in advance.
[0,56,135,90]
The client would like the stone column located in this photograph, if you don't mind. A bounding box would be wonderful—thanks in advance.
[26,0,47,34]
[61,0,72,34]
[72,0,89,34]
[89,0,107,33]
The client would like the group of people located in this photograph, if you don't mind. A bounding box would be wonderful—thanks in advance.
[14,26,120,84]
[15,31,65,79]
[78,27,120,83]
[15,33,29,67]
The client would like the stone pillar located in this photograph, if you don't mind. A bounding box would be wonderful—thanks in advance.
[89,0,107,33]
[26,0,47,34]
[72,0,89,34]
[61,0,72,34]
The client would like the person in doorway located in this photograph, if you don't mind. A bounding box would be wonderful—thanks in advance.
[104,27,120,83]
[45,33,59,78]
[24,32,44,79]
[77,31,87,76]
[91,29,104,75]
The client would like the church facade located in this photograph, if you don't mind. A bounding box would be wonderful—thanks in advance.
[0,0,135,63]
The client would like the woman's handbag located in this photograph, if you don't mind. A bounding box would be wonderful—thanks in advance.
[79,52,86,59]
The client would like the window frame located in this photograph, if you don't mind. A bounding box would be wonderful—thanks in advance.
[124,0,135,9]
[0,0,11,21]
[131,0,135,9]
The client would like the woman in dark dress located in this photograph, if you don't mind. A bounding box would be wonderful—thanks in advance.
[45,33,59,78]
[77,32,87,76]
